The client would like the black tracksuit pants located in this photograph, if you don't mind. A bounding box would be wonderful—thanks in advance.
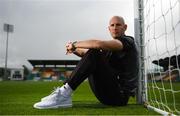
[67,49,129,106]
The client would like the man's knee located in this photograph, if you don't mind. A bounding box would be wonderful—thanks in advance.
[82,49,103,61]
[85,49,100,55]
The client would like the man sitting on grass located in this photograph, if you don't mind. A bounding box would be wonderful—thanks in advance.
[33,16,139,109]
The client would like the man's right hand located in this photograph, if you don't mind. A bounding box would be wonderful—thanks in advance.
[66,42,74,55]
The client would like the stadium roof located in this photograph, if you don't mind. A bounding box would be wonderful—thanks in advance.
[28,60,79,67]
[152,55,180,71]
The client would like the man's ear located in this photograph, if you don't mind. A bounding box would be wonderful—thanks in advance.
[108,26,110,31]
[124,24,127,31]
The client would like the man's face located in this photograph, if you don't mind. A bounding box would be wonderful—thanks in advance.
[108,17,127,39]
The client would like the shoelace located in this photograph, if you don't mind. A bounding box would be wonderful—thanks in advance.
[46,87,60,98]
[52,86,60,94]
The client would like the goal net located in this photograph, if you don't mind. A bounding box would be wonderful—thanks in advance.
[142,0,180,115]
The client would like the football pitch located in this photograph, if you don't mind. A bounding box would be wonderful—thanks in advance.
[0,81,158,115]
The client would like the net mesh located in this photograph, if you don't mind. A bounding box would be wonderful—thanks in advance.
[143,0,180,115]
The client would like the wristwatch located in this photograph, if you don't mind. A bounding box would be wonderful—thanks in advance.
[72,41,77,51]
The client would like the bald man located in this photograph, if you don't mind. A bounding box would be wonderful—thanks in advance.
[33,16,139,109]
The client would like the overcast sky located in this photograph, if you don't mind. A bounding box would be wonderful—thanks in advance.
[144,0,180,60]
[0,0,134,68]
[0,0,179,69]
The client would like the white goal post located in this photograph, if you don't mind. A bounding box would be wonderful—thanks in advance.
[134,0,180,115]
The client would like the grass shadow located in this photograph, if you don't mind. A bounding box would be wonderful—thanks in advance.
[73,100,139,109]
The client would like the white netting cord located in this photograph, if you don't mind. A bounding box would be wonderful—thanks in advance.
[144,0,180,115]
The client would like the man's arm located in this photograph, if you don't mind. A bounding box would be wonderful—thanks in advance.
[73,39,123,51]
[66,42,88,57]
[66,39,123,55]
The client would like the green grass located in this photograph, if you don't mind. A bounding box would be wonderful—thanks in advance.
[0,81,158,115]
[147,82,180,115]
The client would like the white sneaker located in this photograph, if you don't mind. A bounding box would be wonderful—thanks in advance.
[41,87,60,101]
[33,88,72,109]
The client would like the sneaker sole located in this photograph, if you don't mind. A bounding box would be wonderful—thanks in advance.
[33,104,72,109]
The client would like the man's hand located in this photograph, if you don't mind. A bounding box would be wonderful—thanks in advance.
[66,42,74,54]
[66,42,73,54]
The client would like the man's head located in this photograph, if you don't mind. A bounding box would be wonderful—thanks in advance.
[108,16,127,39]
